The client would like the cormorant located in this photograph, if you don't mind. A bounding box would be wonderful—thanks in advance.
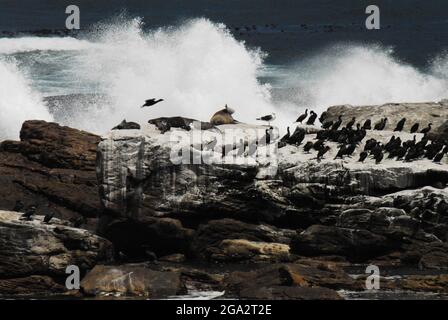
[346,117,356,130]
[306,111,318,125]
[321,120,333,130]
[358,151,368,162]
[331,115,343,131]
[141,98,164,108]
[334,145,348,159]
[410,123,419,133]
[295,109,308,123]
[44,212,54,224]
[394,118,406,132]
[303,141,314,153]
[13,200,24,212]
[362,119,372,130]
[316,146,330,161]
[21,205,36,220]
[420,123,432,135]
[374,118,387,130]
[433,150,446,163]
[374,151,384,164]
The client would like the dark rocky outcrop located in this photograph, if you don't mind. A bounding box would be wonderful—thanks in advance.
[0,120,101,230]
[0,210,113,296]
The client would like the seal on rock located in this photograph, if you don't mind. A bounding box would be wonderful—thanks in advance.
[210,105,237,125]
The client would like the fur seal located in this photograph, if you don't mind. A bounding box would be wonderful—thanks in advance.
[210,105,237,125]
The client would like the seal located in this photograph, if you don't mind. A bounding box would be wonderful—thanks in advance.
[210,105,237,125]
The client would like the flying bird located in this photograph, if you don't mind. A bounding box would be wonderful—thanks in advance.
[141,98,164,108]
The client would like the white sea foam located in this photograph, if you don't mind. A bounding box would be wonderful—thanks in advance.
[0,37,92,54]
[0,58,53,139]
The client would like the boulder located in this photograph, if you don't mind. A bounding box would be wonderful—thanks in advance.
[191,219,295,261]
[0,210,113,278]
[291,225,393,261]
[81,264,185,297]
[0,120,101,230]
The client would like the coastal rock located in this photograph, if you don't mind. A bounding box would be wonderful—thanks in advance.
[0,210,113,279]
[225,260,359,299]
[80,264,185,298]
[290,225,393,261]
[0,120,101,230]
[191,219,295,261]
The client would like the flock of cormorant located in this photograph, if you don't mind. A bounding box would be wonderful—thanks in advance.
[278,109,447,164]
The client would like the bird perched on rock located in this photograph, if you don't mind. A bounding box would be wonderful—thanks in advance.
[374,118,387,130]
[257,113,276,125]
[44,212,55,224]
[321,119,333,130]
[420,123,432,135]
[319,111,328,124]
[374,151,384,164]
[433,150,447,163]
[331,116,343,131]
[394,118,406,132]
[288,127,306,146]
[316,146,330,161]
[358,151,368,162]
[280,127,290,143]
[410,123,419,133]
[362,119,372,130]
[295,109,308,123]
[12,200,24,212]
[303,141,314,153]
[306,111,318,125]
[141,98,164,108]
[21,205,36,220]
[345,117,356,130]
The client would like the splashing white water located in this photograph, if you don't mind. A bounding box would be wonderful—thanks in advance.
[283,44,448,114]
[67,17,287,134]
[0,37,93,54]
[0,58,53,139]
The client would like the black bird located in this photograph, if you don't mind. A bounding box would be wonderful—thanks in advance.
[331,115,343,131]
[345,143,357,157]
[321,120,333,130]
[403,135,416,149]
[420,123,432,135]
[334,145,348,160]
[73,216,87,228]
[374,151,384,164]
[345,117,356,129]
[303,141,314,153]
[280,127,290,143]
[433,150,446,163]
[12,200,24,212]
[374,118,387,130]
[394,118,406,132]
[410,123,419,133]
[313,139,325,151]
[358,151,368,162]
[316,146,330,161]
[141,98,164,108]
[43,212,55,224]
[21,205,36,220]
[362,119,372,130]
[306,111,318,125]
[289,127,306,146]
[295,109,308,123]
[319,111,328,124]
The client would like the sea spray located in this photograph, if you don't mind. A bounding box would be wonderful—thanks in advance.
[280,44,448,114]
[0,58,53,139]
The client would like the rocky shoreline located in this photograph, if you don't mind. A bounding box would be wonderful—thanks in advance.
[0,101,447,299]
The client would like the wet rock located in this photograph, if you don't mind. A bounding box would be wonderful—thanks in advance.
[0,275,65,296]
[0,210,113,279]
[238,285,342,300]
[0,120,101,230]
[291,225,393,261]
[159,253,186,263]
[80,264,185,297]
[112,120,141,130]
[191,218,295,261]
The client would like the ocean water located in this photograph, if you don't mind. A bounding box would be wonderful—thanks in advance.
[1,0,448,139]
